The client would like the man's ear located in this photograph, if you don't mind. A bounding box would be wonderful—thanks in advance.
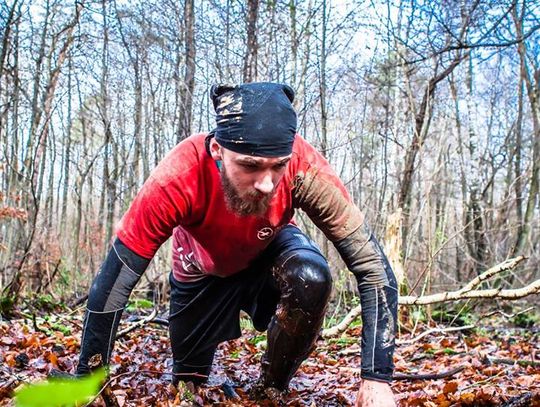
[209,138,223,161]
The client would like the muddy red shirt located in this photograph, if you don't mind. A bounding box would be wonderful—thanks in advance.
[116,133,364,282]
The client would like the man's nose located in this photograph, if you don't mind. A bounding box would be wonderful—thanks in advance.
[254,173,274,194]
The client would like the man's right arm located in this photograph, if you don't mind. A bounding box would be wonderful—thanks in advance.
[76,153,192,374]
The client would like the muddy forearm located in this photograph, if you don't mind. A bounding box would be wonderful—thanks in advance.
[292,162,398,381]
[334,225,398,382]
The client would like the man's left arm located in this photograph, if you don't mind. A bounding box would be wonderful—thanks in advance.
[334,223,398,407]
[292,144,397,405]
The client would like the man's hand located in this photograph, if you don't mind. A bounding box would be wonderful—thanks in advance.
[355,379,396,407]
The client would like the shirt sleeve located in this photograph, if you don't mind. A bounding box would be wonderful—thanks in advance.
[291,137,364,240]
[116,143,197,259]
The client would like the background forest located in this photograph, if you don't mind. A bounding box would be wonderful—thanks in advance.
[0,0,539,317]
[1,1,540,405]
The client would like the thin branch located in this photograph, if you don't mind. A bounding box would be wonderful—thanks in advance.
[115,308,158,339]
[397,325,475,345]
[400,24,540,66]
[323,257,535,338]
[393,366,465,381]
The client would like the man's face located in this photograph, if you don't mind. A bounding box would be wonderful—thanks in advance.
[211,140,291,217]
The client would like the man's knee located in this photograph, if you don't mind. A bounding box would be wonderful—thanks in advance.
[278,249,332,312]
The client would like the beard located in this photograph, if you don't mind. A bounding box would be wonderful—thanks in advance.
[220,166,273,217]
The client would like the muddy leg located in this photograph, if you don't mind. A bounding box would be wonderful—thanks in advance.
[260,250,332,390]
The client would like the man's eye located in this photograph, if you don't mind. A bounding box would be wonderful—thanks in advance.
[274,162,288,169]
[241,163,258,170]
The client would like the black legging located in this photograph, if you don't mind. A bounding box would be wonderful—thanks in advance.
[168,225,332,389]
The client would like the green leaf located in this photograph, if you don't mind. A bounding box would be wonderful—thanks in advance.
[15,369,106,407]
[126,298,154,311]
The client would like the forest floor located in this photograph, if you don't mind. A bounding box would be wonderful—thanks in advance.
[1,308,539,406]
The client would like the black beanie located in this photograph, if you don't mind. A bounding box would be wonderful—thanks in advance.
[210,82,297,157]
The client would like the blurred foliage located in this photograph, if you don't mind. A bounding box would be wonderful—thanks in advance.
[513,311,539,328]
[15,369,105,407]
[126,298,154,312]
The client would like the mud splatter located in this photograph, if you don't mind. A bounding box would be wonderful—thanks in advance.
[217,93,243,115]
[292,168,365,241]
[378,287,396,349]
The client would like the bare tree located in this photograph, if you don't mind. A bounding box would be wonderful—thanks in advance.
[511,2,540,257]
[2,0,83,304]
[177,0,196,142]
[243,0,259,82]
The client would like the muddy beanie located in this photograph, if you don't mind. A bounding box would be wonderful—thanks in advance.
[210,82,297,157]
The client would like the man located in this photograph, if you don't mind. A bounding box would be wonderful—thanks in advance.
[77,82,398,406]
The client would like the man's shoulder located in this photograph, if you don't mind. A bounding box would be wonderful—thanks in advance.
[175,133,209,152]
[291,134,326,166]
[163,133,209,161]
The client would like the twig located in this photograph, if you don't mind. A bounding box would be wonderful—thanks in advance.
[485,357,540,368]
[151,318,169,326]
[31,313,48,334]
[393,365,465,381]
[116,308,158,339]
[69,294,88,309]
[461,369,506,391]
[397,325,475,345]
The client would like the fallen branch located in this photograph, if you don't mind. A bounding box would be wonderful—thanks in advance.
[322,257,537,338]
[478,306,534,322]
[322,307,362,338]
[501,392,538,407]
[328,365,466,381]
[401,278,540,305]
[456,256,525,294]
[116,308,158,339]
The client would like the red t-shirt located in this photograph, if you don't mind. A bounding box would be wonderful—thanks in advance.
[116,133,364,281]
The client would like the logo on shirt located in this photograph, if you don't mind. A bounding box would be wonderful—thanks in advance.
[177,247,200,273]
[257,227,274,240]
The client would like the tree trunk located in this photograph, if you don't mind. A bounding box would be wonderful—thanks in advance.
[177,0,196,142]
[3,1,83,302]
[511,5,540,256]
[464,56,488,274]
[398,53,467,253]
[243,0,259,82]
[60,55,73,228]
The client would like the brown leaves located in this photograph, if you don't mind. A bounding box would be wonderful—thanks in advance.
[394,326,540,406]
[442,381,458,394]
[1,318,539,406]
[0,206,27,221]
